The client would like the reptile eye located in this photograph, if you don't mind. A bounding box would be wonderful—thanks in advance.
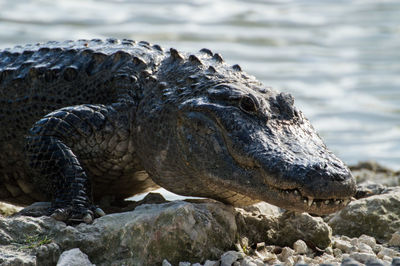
[239,95,258,114]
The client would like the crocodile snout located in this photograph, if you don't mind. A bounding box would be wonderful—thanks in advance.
[301,161,356,200]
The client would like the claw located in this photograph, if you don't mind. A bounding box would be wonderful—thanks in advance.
[95,207,106,217]
[48,204,102,224]
[83,213,93,224]
[51,209,69,221]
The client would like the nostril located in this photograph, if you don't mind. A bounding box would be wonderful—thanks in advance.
[309,163,348,182]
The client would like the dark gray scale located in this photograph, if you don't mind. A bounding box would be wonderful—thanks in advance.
[0,40,164,223]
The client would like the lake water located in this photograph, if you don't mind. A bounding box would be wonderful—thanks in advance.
[0,0,399,171]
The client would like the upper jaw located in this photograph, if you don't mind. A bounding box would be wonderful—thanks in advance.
[252,160,357,214]
[263,184,355,215]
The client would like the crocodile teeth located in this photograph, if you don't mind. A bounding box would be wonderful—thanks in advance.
[335,200,341,205]
[294,190,299,195]
[343,199,350,205]
[307,197,313,207]
[324,200,330,205]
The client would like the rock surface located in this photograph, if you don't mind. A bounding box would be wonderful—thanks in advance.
[236,207,332,249]
[0,202,22,216]
[1,162,400,265]
[0,200,237,265]
[328,187,400,242]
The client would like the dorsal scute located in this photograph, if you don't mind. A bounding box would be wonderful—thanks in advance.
[232,64,242,71]
[169,48,184,61]
[199,48,213,56]
[188,55,203,66]
[212,53,224,63]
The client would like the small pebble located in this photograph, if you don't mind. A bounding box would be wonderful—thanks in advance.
[325,247,333,255]
[334,239,354,253]
[350,252,378,264]
[178,262,191,266]
[365,258,386,266]
[316,254,336,262]
[256,242,265,250]
[204,260,219,266]
[340,236,352,242]
[284,256,295,266]
[254,249,277,262]
[293,239,308,254]
[382,256,392,263]
[240,257,257,266]
[333,248,343,258]
[221,251,241,266]
[350,238,359,246]
[377,247,400,259]
[359,234,377,249]
[294,263,308,266]
[162,259,172,266]
[252,258,264,266]
[392,257,400,266]
[342,257,362,266]
[373,244,383,254]
[57,248,94,266]
[279,247,295,262]
[389,232,400,247]
[293,255,306,264]
[356,242,374,254]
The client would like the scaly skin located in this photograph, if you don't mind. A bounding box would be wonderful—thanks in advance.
[0,39,356,223]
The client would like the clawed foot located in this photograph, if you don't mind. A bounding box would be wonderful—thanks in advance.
[50,205,106,224]
[14,202,106,224]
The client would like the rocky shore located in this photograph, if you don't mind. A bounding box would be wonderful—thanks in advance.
[0,162,399,266]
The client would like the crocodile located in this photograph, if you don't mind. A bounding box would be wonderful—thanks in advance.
[0,39,356,223]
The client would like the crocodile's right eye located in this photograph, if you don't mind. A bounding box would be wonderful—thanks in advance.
[239,95,258,114]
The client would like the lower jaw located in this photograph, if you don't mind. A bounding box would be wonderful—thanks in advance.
[218,193,260,207]
[264,186,352,215]
[217,185,352,215]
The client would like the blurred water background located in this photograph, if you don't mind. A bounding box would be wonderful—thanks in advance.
[0,0,399,173]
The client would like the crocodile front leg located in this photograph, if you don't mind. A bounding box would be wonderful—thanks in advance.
[25,104,131,223]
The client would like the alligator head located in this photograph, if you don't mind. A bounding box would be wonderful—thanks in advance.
[134,50,356,215]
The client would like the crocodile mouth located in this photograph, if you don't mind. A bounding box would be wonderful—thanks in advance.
[266,185,353,215]
[211,114,354,215]
[210,174,353,215]
[215,177,354,214]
